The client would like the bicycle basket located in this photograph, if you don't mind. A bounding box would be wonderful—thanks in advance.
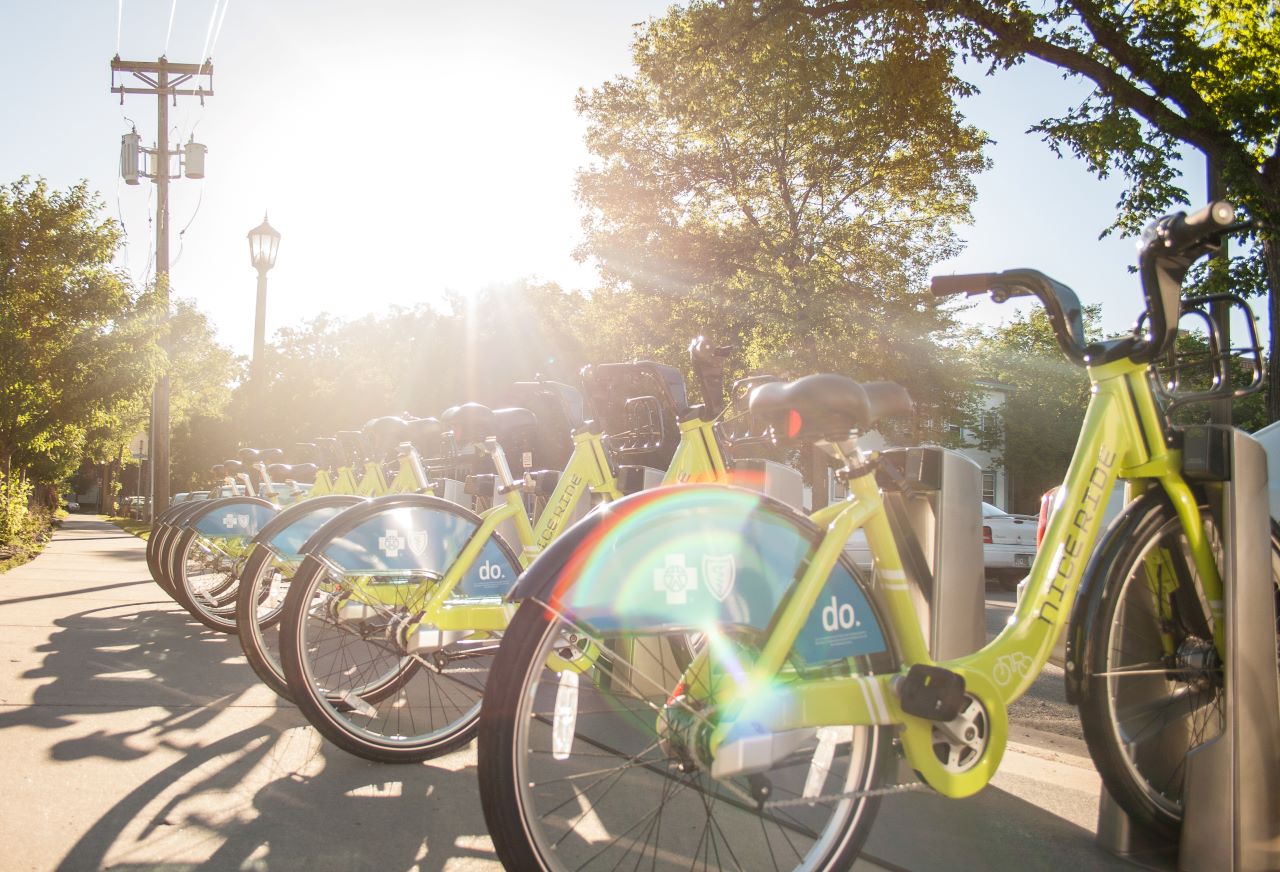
[1147,293,1263,412]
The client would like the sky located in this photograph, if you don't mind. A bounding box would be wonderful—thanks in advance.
[0,0,1240,360]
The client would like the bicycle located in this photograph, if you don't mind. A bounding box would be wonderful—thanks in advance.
[172,421,442,635]
[276,358,745,763]
[235,416,460,698]
[475,201,1279,870]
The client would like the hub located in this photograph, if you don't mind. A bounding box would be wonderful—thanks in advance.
[1174,636,1221,692]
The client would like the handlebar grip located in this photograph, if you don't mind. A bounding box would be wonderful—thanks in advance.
[1162,201,1235,250]
[930,273,1000,297]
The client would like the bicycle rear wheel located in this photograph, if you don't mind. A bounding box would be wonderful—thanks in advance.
[1077,495,1280,839]
[478,600,890,872]
[279,557,512,763]
[169,527,244,634]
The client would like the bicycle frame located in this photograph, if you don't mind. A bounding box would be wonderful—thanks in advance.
[695,354,1221,799]
[335,420,729,638]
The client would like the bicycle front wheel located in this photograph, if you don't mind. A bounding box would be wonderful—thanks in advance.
[478,600,890,872]
[1077,495,1280,839]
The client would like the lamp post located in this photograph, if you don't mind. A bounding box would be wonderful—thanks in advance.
[247,214,281,391]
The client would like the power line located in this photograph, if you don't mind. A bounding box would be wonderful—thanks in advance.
[199,0,222,67]
[164,0,178,55]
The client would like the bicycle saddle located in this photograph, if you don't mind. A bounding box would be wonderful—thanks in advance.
[222,459,245,475]
[405,417,443,454]
[209,463,225,477]
[259,448,284,463]
[287,463,318,483]
[267,463,292,479]
[364,416,410,458]
[444,403,538,447]
[238,447,261,463]
[749,374,912,440]
[312,437,342,467]
[336,430,367,462]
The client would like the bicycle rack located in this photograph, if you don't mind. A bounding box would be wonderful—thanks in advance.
[1097,426,1280,871]
[876,446,986,661]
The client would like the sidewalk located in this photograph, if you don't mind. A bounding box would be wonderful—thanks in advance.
[0,515,1148,871]
[0,515,499,872]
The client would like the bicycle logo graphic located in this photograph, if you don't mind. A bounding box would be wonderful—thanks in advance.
[991,652,1034,686]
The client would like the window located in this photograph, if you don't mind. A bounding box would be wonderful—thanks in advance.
[982,470,997,505]
[979,411,1000,439]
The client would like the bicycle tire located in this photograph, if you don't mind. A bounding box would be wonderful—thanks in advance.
[234,544,294,698]
[235,495,367,701]
[147,502,205,599]
[279,500,521,764]
[170,526,244,634]
[478,597,891,871]
[1076,493,1280,840]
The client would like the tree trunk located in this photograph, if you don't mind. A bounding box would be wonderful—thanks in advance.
[1264,238,1280,424]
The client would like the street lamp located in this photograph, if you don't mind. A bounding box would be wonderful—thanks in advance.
[247,214,280,388]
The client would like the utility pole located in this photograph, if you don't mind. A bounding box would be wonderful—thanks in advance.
[111,56,213,520]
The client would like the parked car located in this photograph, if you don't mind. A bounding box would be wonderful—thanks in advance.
[982,501,1037,589]
[61,495,79,512]
[1253,419,1280,521]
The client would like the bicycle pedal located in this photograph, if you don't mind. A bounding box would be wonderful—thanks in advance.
[896,664,966,721]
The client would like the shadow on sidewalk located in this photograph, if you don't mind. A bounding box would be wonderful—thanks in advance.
[7,595,495,871]
[0,602,261,757]
[57,719,493,872]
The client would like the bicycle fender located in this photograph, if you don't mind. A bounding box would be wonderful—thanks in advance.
[182,496,279,540]
[512,484,892,666]
[1065,490,1166,704]
[297,492,521,599]
[250,494,366,560]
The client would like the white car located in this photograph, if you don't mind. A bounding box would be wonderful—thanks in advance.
[1253,420,1280,521]
[982,501,1037,589]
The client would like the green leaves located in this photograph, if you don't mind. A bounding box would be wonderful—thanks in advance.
[573,0,989,412]
[0,177,162,489]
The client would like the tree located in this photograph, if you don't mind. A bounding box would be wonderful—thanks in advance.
[0,177,162,509]
[964,306,1100,510]
[800,0,1280,420]
[574,0,988,413]
[151,296,240,495]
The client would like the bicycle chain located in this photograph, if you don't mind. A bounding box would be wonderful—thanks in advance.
[765,780,928,808]
[719,773,927,809]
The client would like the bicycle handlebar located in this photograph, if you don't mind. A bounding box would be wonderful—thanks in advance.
[1157,201,1235,251]
[930,268,1089,364]
[930,201,1238,367]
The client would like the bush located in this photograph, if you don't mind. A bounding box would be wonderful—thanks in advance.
[0,471,33,546]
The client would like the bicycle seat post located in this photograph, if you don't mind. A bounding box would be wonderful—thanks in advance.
[398,441,430,492]
[482,437,518,491]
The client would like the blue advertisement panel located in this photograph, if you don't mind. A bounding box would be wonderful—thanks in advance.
[191,501,279,539]
[322,506,520,597]
[556,488,886,665]
[268,504,352,560]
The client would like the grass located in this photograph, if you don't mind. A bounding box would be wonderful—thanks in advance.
[108,516,151,540]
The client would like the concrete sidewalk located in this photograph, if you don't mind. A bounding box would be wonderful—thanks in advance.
[0,515,1148,871]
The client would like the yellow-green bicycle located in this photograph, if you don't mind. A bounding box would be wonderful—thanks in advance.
[278,361,740,763]
[475,202,1279,870]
